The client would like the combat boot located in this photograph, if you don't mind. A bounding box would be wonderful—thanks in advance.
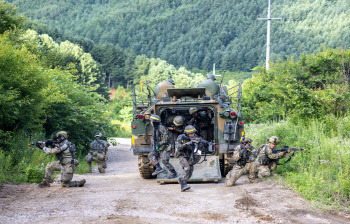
[78,179,86,187]
[152,163,164,176]
[38,178,50,188]
[181,181,191,192]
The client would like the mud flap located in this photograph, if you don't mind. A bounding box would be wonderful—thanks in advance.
[156,155,222,184]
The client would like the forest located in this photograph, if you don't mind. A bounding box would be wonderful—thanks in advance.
[1,0,350,208]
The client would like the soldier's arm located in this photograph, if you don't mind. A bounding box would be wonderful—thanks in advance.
[232,146,242,161]
[266,147,286,159]
[42,143,68,154]
[248,147,258,162]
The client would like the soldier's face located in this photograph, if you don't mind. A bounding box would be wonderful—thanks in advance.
[188,133,195,137]
[269,142,276,148]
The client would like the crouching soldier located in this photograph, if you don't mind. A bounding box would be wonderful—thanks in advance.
[256,136,290,178]
[36,131,86,188]
[148,114,177,179]
[86,132,109,173]
[225,136,258,186]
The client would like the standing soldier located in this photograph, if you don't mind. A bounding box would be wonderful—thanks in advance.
[86,132,109,173]
[225,136,258,186]
[167,115,186,156]
[188,107,211,141]
[175,125,215,192]
[256,136,290,178]
[148,114,177,179]
[36,131,86,188]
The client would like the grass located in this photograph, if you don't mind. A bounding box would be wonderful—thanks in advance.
[245,116,350,209]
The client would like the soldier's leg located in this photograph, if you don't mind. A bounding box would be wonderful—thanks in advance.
[178,156,191,191]
[248,162,258,183]
[39,161,60,187]
[102,154,108,169]
[148,151,164,176]
[86,153,93,173]
[225,166,244,187]
[97,161,106,173]
[61,163,85,187]
[257,165,271,179]
[160,148,176,173]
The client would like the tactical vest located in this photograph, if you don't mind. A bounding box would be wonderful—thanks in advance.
[90,140,106,153]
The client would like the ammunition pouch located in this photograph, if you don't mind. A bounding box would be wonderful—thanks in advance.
[97,153,105,161]
[258,156,271,165]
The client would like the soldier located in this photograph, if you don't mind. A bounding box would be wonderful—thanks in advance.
[148,114,177,179]
[166,78,175,86]
[188,107,211,141]
[256,136,290,178]
[225,136,258,186]
[86,132,109,173]
[36,131,86,188]
[207,74,216,81]
[175,125,215,192]
[167,115,186,156]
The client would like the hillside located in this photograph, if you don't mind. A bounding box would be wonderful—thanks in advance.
[9,0,350,72]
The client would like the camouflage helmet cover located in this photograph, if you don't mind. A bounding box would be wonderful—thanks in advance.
[95,132,103,138]
[240,136,252,144]
[173,115,185,126]
[150,114,161,123]
[189,107,198,115]
[184,125,196,134]
[268,136,280,145]
[56,131,68,140]
[207,74,216,80]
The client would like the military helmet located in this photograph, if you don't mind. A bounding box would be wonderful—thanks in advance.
[56,131,68,140]
[173,115,185,126]
[166,78,175,85]
[150,114,161,123]
[189,107,198,115]
[95,132,103,138]
[240,136,252,144]
[184,125,196,134]
[268,136,280,145]
[207,74,216,81]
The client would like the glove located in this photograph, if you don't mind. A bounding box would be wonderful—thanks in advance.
[191,138,200,144]
[35,142,44,149]
[45,139,54,147]
[152,156,157,163]
[185,141,193,146]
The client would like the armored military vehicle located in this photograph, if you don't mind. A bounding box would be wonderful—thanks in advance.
[131,79,244,183]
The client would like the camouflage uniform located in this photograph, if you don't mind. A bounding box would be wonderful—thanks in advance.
[41,139,84,187]
[175,134,198,182]
[148,124,176,175]
[225,145,258,186]
[86,139,109,173]
[256,144,287,178]
[188,109,211,141]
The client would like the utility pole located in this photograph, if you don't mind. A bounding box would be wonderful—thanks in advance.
[258,0,282,71]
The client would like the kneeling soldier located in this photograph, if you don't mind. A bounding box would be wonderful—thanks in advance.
[86,132,109,173]
[37,131,86,188]
[148,114,177,179]
[256,136,290,178]
[226,136,258,186]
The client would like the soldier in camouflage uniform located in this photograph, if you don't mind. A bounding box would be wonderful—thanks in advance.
[86,132,109,173]
[167,115,186,156]
[175,125,211,192]
[225,136,258,186]
[36,131,86,188]
[148,114,177,178]
[188,107,211,141]
[256,136,290,178]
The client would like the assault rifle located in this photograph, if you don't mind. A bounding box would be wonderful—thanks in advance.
[272,145,306,164]
[28,139,58,148]
[183,136,218,164]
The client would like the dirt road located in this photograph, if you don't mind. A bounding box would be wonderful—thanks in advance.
[1,139,349,224]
